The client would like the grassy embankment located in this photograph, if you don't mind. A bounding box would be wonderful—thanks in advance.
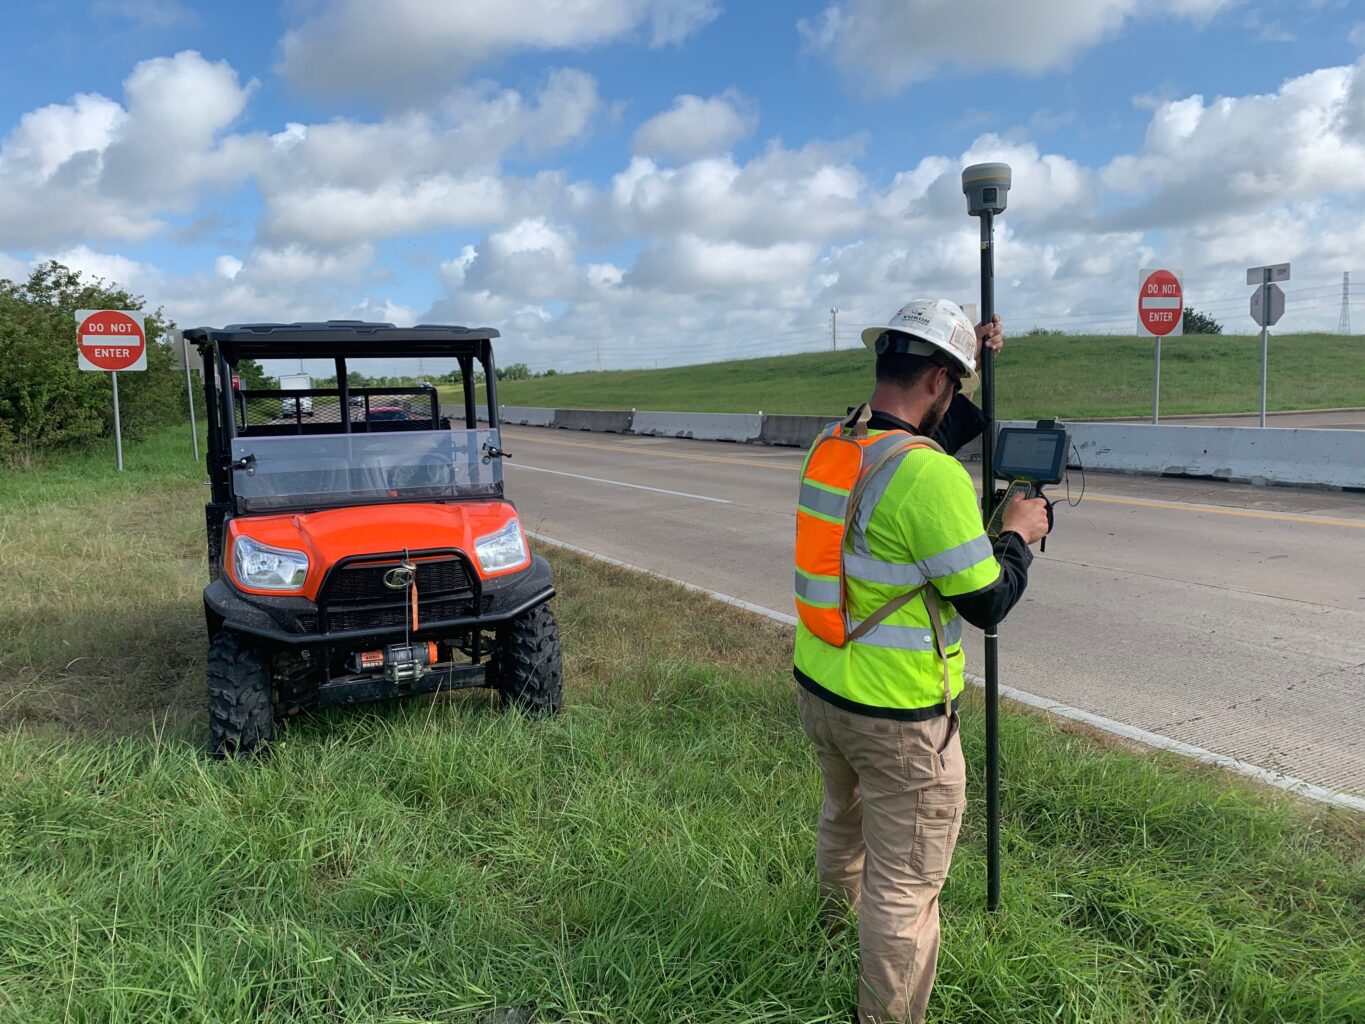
[477,333,1365,418]
[1,428,1362,1022]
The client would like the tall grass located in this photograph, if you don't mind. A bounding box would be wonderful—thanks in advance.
[481,333,1365,418]
[1,428,1362,1022]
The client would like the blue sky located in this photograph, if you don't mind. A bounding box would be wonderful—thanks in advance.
[2,0,1363,372]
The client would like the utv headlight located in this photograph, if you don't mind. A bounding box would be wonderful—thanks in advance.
[233,535,309,590]
[474,519,528,573]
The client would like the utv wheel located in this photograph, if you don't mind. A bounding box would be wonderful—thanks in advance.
[493,604,563,717]
[207,631,275,757]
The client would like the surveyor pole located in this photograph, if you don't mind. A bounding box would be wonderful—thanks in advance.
[978,209,1001,912]
[962,162,1011,912]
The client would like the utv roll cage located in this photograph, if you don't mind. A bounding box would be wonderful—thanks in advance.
[185,320,504,572]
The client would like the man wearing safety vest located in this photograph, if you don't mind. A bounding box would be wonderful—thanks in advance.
[793,298,1050,1024]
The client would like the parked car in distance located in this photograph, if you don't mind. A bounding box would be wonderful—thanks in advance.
[366,406,415,422]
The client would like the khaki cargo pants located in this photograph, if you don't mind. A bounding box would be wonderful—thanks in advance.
[797,686,967,1024]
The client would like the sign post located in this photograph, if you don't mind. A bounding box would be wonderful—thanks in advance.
[76,309,147,472]
[1138,269,1183,424]
[1247,264,1289,428]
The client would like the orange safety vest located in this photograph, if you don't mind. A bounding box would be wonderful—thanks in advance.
[794,404,946,647]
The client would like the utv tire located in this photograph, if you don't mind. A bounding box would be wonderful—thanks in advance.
[493,604,563,717]
[208,631,275,758]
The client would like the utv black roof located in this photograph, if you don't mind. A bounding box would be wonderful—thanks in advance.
[184,321,501,360]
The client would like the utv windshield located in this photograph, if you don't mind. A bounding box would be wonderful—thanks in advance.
[230,430,504,512]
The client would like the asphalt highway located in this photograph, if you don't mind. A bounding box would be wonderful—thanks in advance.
[498,424,1365,802]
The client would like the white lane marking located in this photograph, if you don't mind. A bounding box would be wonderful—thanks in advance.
[528,532,794,624]
[530,531,1365,816]
[509,463,731,504]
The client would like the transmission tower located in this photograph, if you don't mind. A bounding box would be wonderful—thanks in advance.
[1338,272,1351,335]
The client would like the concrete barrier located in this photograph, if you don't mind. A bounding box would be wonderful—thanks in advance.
[478,404,1363,489]
[500,405,554,427]
[759,414,838,448]
[633,411,763,442]
[1065,423,1364,489]
[553,408,634,433]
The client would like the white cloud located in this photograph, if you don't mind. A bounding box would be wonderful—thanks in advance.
[461,218,581,301]
[1,93,127,181]
[280,0,718,100]
[1101,63,1365,229]
[264,174,513,247]
[801,0,1241,95]
[255,70,600,245]
[633,91,758,162]
[350,298,417,326]
[38,245,153,289]
[0,51,260,248]
[214,255,242,280]
[244,244,376,286]
[605,144,869,248]
[630,235,818,292]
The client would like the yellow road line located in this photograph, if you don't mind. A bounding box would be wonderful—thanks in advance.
[1077,493,1365,529]
[512,430,1365,530]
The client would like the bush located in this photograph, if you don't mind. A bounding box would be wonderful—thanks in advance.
[0,261,182,467]
[1182,307,1224,334]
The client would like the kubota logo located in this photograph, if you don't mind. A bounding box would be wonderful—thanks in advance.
[383,567,414,590]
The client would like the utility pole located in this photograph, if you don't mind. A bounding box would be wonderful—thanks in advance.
[1339,272,1351,335]
[830,307,838,351]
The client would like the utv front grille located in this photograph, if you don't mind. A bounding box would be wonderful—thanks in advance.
[325,599,472,633]
[316,550,478,635]
[327,558,472,600]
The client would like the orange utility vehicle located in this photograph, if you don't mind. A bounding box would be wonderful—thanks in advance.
[187,321,561,756]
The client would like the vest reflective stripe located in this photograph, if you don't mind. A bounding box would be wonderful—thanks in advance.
[843,551,926,587]
[797,481,847,521]
[921,535,994,580]
[844,535,995,588]
[794,570,841,607]
[850,613,963,652]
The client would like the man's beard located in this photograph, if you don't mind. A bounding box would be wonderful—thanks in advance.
[919,386,954,437]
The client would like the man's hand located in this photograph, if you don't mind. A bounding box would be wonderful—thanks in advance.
[1001,491,1050,545]
[975,314,1003,364]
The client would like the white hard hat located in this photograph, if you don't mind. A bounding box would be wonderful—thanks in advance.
[860,298,980,397]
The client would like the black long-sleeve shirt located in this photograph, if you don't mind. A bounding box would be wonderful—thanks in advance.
[868,399,1032,630]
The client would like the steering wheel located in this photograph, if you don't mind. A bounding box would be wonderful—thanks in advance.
[388,455,456,491]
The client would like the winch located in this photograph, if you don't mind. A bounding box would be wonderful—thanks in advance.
[350,641,439,683]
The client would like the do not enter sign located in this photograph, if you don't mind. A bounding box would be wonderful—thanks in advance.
[1138,269,1183,337]
[77,309,147,372]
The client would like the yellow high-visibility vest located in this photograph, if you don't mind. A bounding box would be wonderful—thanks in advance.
[794,409,1000,718]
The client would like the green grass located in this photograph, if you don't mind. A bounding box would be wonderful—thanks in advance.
[1,427,1363,1022]
[475,333,1365,418]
